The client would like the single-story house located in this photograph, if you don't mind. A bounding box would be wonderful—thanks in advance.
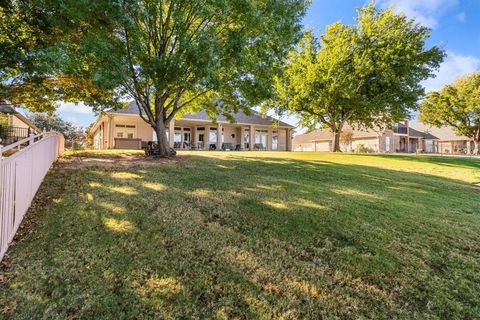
[292,121,441,153]
[0,106,39,146]
[410,123,475,154]
[89,102,294,151]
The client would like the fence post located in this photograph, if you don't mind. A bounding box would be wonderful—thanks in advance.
[29,133,35,146]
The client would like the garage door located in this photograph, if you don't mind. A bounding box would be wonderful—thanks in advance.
[315,141,331,151]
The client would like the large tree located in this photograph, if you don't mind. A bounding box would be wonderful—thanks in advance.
[267,4,444,151]
[420,72,480,154]
[0,1,119,112]
[36,0,307,156]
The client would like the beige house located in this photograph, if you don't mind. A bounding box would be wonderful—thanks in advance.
[293,121,441,153]
[0,106,39,146]
[89,102,294,151]
[411,123,475,154]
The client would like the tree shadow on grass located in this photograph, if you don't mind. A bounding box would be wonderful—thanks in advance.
[1,153,480,319]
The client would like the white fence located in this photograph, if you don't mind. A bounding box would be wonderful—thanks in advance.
[0,132,64,261]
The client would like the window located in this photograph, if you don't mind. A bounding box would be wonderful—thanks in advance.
[115,124,135,139]
[244,129,249,143]
[209,128,217,143]
[255,130,268,147]
[272,130,278,150]
[174,132,182,142]
[198,133,204,142]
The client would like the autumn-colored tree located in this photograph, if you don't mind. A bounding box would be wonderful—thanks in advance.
[420,72,480,154]
[0,1,119,111]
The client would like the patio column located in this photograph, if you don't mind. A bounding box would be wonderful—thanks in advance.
[267,128,273,151]
[249,125,255,150]
[466,140,471,154]
[236,127,242,149]
[286,129,292,151]
[168,119,175,148]
[450,141,454,154]
[108,115,114,149]
[216,123,222,150]
[192,126,197,149]
[240,127,246,150]
[204,126,210,150]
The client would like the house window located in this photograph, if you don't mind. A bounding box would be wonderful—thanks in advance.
[272,130,278,150]
[385,136,391,152]
[115,124,135,139]
[255,130,268,147]
[209,128,217,143]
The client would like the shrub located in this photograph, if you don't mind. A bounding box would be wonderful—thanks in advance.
[355,144,368,153]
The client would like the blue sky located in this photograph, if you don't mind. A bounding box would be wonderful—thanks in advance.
[55,0,480,129]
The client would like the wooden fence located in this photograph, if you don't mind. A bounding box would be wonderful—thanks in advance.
[0,132,64,261]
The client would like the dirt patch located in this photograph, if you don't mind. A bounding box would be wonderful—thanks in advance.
[60,152,182,169]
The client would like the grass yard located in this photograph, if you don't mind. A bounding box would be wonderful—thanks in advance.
[1,151,480,319]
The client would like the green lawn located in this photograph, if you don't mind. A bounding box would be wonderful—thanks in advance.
[1,151,480,319]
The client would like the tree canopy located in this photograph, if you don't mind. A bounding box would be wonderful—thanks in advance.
[267,4,444,151]
[420,72,480,154]
[28,112,80,140]
[0,1,118,112]
[30,0,308,156]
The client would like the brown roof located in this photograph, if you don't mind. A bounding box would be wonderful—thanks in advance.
[293,125,379,144]
[409,123,471,141]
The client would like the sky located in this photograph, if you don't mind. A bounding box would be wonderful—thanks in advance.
[54,0,480,129]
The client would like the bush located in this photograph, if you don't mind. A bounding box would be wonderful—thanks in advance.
[416,148,424,154]
[355,144,369,153]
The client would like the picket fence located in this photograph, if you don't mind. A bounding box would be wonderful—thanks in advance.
[0,132,64,261]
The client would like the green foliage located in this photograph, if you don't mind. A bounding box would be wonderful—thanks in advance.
[0,1,119,112]
[420,72,480,154]
[28,112,79,139]
[354,144,369,153]
[36,0,308,155]
[267,4,444,151]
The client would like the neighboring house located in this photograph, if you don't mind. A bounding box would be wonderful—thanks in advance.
[0,106,39,146]
[410,123,475,154]
[293,121,441,153]
[89,102,294,151]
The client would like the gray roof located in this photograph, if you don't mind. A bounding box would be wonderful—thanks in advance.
[0,105,16,114]
[109,101,294,128]
[408,127,439,140]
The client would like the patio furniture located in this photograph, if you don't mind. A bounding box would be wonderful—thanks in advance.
[254,143,266,150]
[235,144,242,151]
[209,143,217,150]
[222,142,235,151]
[144,141,160,156]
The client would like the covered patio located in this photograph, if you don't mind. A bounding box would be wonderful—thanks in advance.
[168,119,292,151]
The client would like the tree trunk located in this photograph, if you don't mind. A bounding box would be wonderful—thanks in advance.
[332,128,341,152]
[153,117,175,157]
[472,128,480,155]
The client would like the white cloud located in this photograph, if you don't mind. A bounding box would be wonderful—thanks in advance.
[57,102,93,115]
[456,12,466,22]
[422,51,480,92]
[381,0,458,28]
